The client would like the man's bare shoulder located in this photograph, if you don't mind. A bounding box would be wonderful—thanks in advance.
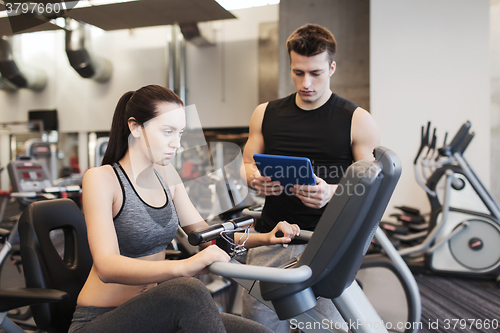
[254,102,269,116]
[352,107,378,129]
[353,106,372,118]
[351,107,380,161]
[249,102,270,132]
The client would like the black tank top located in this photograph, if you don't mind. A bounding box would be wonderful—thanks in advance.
[259,92,357,233]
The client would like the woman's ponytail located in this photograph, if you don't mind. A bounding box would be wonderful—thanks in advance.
[101,91,134,166]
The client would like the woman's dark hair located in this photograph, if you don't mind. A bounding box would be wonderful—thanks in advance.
[102,85,183,166]
[286,24,337,65]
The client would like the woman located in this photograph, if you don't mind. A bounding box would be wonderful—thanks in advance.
[69,85,300,333]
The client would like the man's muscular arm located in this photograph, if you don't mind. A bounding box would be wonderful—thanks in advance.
[351,107,380,161]
[241,103,283,196]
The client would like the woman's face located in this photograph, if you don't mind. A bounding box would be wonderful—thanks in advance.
[140,102,186,166]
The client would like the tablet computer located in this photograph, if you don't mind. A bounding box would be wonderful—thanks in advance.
[253,154,316,188]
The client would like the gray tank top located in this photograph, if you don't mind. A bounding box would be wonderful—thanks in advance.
[112,163,178,258]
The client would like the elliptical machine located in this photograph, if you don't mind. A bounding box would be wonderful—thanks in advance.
[383,121,500,284]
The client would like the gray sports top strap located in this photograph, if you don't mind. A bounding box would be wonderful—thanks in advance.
[112,163,179,258]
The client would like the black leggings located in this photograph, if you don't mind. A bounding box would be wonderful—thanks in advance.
[68,277,271,333]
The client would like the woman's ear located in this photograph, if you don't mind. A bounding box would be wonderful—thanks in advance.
[128,117,141,138]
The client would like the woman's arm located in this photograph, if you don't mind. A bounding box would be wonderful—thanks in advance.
[233,221,300,248]
[163,165,300,249]
[83,167,229,285]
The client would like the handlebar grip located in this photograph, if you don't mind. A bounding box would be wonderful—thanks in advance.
[230,216,255,228]
[424,121,431,146]
[430,128,437,150]
[458,132,474,154]
[188,224,226,246]
[209,260,312,284]
[188,216,255,246]
[437,132,449,161]
[242,205,263,219]
[443,132,448,147]
[442,121,471,156]
[423,128,438,159]
[414,122,432,164]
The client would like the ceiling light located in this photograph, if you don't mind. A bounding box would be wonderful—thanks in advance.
[64,0,139,9]
[215,0,279,11]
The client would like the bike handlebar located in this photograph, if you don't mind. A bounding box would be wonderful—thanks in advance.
[458,132,475,155]
[209,259,312,283]
[414,122,431,164]
[438,121,471,157]
[429,128,437,151]
[188,216,255,246]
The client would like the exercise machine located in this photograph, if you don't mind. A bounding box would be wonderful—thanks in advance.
[94,137,109,167]
[190,147,412,333]
[22,139,57,183]
[383,121,500,282]
[240,168,421,333]
[190,215,421,333]
[0,159,80,327]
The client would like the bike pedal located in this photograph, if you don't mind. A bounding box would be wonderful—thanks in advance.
[380,222,409,235]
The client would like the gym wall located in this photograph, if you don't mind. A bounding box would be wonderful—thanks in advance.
[0,5,278,132]
[371,0,491,216]
[185,5,279,128]
[0,5,278,190]
[278,0,370,111]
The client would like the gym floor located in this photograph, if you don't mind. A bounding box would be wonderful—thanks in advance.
[415,273,500,333]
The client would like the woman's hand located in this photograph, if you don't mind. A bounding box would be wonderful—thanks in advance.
[182,245,230,276]
[268,221,300,244]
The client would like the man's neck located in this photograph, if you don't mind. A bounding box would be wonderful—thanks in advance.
[295,90,333,110]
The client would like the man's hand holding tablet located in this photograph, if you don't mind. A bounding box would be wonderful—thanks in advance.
[252,154,337,209]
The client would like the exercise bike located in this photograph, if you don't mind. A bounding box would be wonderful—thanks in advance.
[383,121,500,284]
[0,159,81,328]
[189,147,422,333]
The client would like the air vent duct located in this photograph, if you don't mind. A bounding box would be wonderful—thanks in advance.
[0,76,17,91]
[179,22,215,47]
[65,19,112,83]
[0,36,47,91]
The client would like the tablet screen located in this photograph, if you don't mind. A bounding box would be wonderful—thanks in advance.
[253,154,316,188]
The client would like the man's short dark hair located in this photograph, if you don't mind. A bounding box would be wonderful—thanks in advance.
[286,24,337,65]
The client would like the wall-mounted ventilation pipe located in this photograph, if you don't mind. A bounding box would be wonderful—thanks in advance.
[65,19,112,83]
[179,22,216,47]
[0,76,18,92]
[0,36,47,91]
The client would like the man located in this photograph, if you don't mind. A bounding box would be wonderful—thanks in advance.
[240,24,379,332]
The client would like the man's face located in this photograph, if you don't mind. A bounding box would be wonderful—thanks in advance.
[290,51,335,107]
